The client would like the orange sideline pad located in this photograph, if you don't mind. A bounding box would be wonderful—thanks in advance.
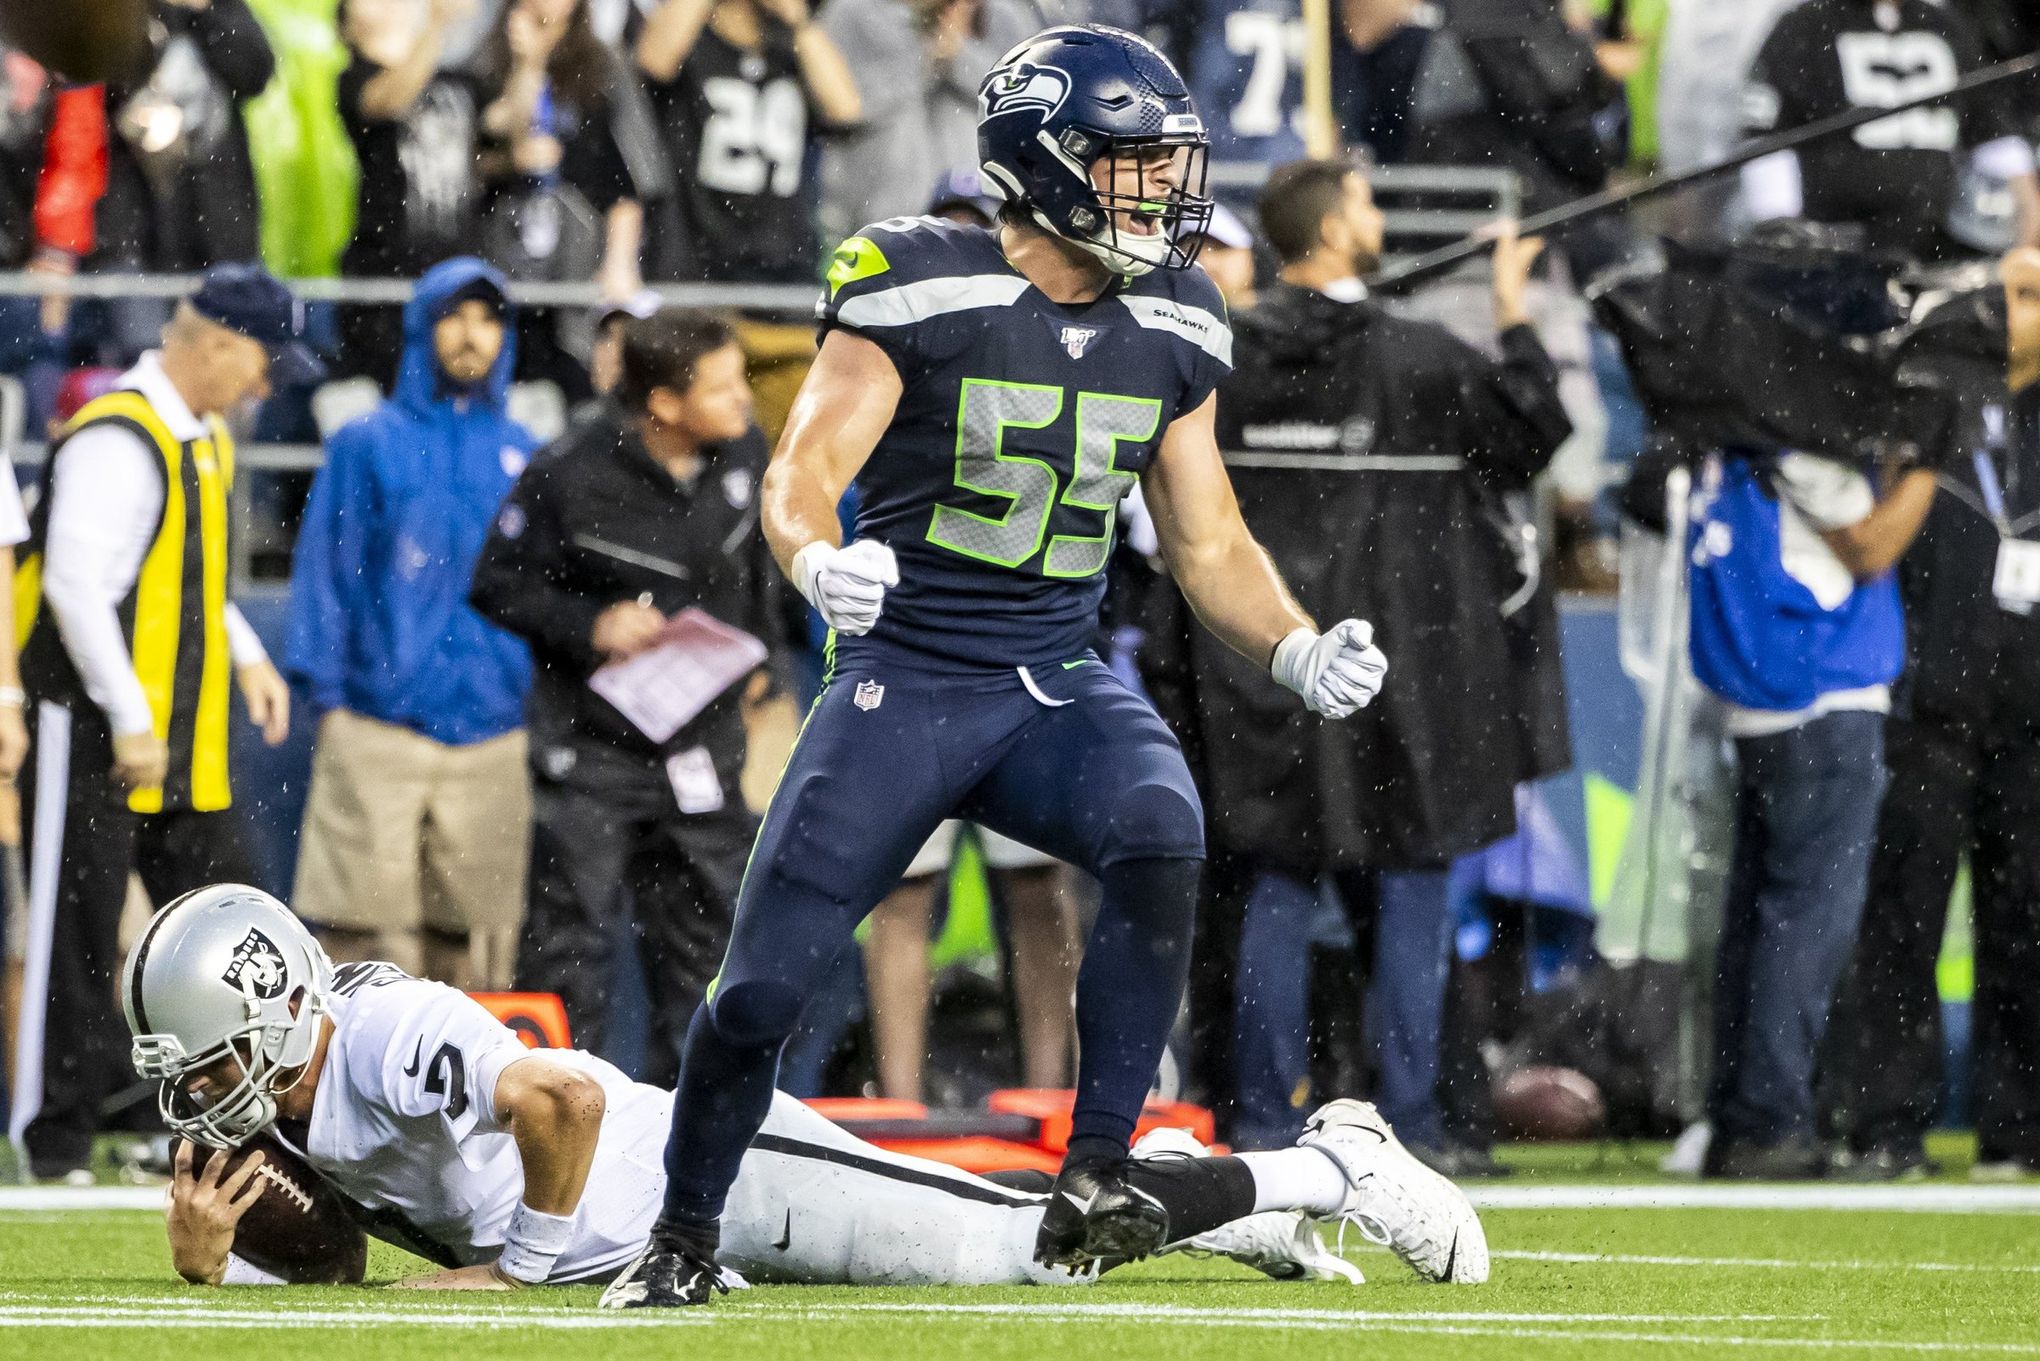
[471,992,573,1049]
[807,1090,1223,1174]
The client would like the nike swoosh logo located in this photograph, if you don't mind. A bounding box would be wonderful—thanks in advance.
[1062,1190,1097,1215]
[773,1210,792,1252]
[401,1039,423,1077]
[1443,1231,1459,1282]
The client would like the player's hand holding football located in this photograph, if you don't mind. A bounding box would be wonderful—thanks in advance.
[793,539,898,636]
[165,1141,268,1286]
[1271,619,1388,718]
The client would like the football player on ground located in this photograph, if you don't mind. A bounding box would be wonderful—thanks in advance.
[127,887,1487,1291]
[621,23,1394,1308]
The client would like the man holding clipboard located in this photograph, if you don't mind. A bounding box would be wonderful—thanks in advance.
[472,311,781,1083]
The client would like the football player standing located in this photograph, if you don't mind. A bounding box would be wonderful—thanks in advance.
[612,24,1405,1308]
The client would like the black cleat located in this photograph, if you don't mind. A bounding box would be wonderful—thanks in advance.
[1032,1157,1171,1270]
[598,1236,735,1309]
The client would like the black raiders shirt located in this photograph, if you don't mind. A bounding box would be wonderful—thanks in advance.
[1742,0,2017,259]
[646,23,817,282]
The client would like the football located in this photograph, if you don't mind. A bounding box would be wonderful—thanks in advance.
[1493,1065,1609,1142]
[171,1135,367,1285]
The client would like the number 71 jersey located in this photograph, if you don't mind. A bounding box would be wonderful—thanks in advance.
[819,216,1233,671]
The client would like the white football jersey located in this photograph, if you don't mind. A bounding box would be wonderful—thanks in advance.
[286,964,672,1282]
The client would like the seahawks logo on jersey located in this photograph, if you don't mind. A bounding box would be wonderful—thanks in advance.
[221,928,289,1000]
[981,64,1071,121]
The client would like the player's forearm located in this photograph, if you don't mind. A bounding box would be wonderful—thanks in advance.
[501,1067,606,1216]
[761,455,848,579]
[1169,529,1315,668]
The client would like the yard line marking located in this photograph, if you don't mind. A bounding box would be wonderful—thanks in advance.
[1467,1185,2040,1213]
[1496,1249,2040,1274]
[1,1304,2035,1352]
[9,1183,2040,1214]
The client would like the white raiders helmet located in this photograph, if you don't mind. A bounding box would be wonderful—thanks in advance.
[121,884,335,1149]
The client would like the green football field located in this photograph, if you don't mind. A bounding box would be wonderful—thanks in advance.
[2,1138,2036,1361]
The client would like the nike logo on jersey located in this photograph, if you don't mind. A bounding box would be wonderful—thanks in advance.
[774,1210,793,1252]
[401,1039,423,1078]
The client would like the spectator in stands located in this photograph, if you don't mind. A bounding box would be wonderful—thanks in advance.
[816,0,1037,245]
[470,311,780,1081]
[336,0,485,380]
[1686,429,1937,1180]
[470,0,677,394]
[96,0,275,272]
[1740,0,2040,262]
[1203,160,1569,1163]
[634,0,859,282]
[285,257,538,992]
[10,265,311,1182]
[0,53,105,381]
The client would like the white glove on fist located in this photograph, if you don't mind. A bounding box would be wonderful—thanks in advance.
[1271,619,1388,718]
[793,539,898,636]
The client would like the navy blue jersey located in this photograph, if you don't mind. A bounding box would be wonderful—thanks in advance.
[817,216,1232,670]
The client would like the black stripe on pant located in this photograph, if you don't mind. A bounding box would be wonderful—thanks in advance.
[10,699,259,1176]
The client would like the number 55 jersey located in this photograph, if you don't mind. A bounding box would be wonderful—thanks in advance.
[819,215,1232,671]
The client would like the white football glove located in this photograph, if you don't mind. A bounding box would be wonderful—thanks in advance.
[1271,619,1388,719]
[793,539,898,636]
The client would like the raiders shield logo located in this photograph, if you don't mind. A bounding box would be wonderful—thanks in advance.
[221,928,289,1000]
[854,679,885,711]
[1060,325,1099,359]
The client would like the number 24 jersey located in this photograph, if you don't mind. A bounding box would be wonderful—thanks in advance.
[819,216,1233,672]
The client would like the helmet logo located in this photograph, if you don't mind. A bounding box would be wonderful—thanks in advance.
[982,63,1071,121]
[221,928,289,1001]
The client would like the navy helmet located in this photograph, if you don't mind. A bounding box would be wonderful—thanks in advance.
[977,25,1213,276]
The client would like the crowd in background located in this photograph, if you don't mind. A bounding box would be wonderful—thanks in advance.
[2,0,2040,1188]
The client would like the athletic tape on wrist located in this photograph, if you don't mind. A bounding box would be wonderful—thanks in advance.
[497,1203,578,1284]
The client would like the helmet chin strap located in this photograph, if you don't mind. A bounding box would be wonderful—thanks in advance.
[1029,204,1166,278]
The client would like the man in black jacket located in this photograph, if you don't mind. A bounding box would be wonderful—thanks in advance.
[471,310,780,1082]
[1189,159,1571,1158]
[1823,250,2040,1180]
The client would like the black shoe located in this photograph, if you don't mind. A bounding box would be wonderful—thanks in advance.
[1032,1157,1170,1269]
[1703,1134,1826,1181]
[1828,1145,1940,1183]
[598,1234,734,1309]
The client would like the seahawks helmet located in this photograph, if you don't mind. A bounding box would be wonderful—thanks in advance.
[122,884,335,1149]
[977,25,1214,276]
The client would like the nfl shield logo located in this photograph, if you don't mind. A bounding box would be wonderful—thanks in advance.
[854,679,885,711]
[1060,325,1099,359]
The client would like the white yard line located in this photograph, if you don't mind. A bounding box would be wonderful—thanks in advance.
[1497,1249,2040,1274]
[0,1301,2032,1353]
[1466,1185,2040,1213]
[7,1183,2039,1214]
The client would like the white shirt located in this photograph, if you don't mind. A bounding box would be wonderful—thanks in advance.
[298,972,672,1283]
[1723,453,1891,737]
[0,457,26,549]
[41,352,267,736]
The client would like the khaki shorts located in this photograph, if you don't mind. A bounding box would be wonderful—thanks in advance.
[903,820,1057,880]
[292,710,530,940]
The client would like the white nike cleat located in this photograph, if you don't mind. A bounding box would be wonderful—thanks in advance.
[1299,1099,1489,1284]
[1131,1126,1209,1160]
[1176,1211,1367,1284]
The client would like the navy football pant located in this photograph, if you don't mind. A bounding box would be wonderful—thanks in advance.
[659,656,1205,1228]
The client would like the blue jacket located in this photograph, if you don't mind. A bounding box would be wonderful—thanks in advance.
[286,258,537,745]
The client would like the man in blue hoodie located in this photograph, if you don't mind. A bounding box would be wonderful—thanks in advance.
[285,257,539,990]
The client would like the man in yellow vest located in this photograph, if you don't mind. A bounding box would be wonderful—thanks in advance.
[8,263,319,1182]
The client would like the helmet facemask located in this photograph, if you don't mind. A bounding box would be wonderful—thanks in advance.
[134,982,329,1150]
[1022,126,1214,277]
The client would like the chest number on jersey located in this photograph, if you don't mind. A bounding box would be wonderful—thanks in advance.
[928,380,1161,578]
[698,76,807,197]
[1835,32,1960,152]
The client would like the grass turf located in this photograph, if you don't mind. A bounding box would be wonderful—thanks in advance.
[3,1140,2037,1361]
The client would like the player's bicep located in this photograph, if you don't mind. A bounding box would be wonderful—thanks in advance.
[1142,393,1250,575]
[769,328,903,508]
